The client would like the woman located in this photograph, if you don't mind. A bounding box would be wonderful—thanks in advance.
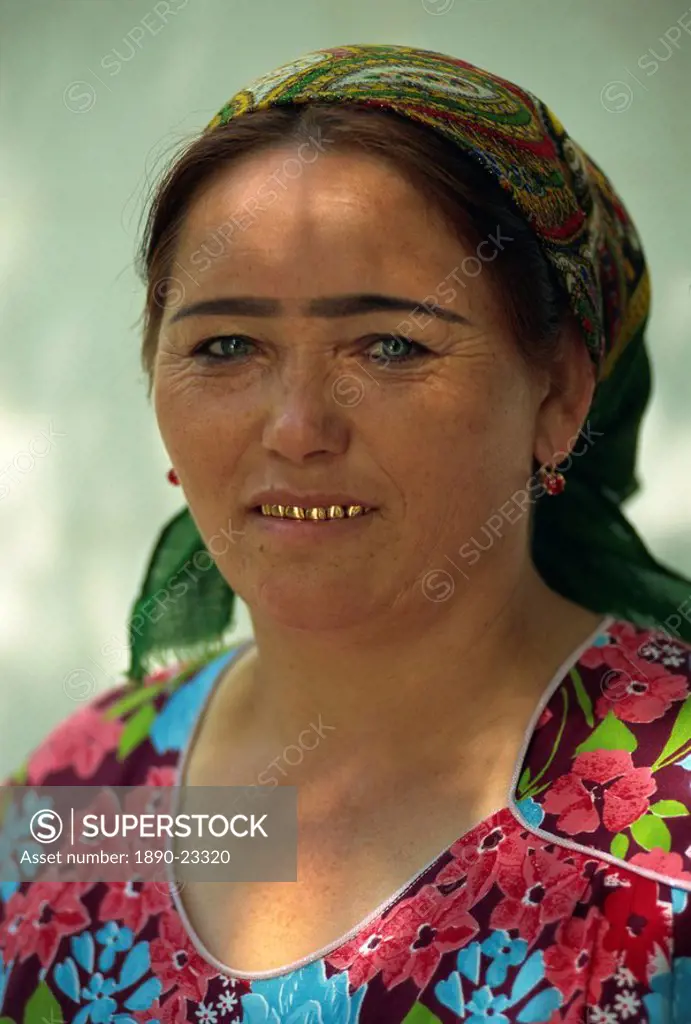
[2,42,691,1024]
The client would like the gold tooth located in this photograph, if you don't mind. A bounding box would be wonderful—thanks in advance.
[261,503,370,519]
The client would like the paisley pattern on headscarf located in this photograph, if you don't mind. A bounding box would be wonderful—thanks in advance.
[205,43,649,380]
[127,43,691,682]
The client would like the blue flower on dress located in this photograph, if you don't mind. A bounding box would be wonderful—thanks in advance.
[481,931,529,987]
[466,985,510,1023]
[0,951,13,1007]
[95,923,136,972]
[435,937,561,1024]
[643,956,691,1024]
[150,652,235,754]
[53,927,161,1023]
[671,887,688,915]
[515,797,545,829]
[241,959,366,1023]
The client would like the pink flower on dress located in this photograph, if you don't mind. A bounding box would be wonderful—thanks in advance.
[595,659,688,724]
[490,844,590,944]
[435,810,521,905]
[145,765,178,787]
[375,884,478,990]
[1,882,90,966]
[579,621,642,670]
[149,910,219,1002]
[629,850,691,883]
[536,706,554,730]
[327,884,477,992]
[27,705,124,783]
[543,906,617,1002]
[98,880,172,934]
[542,750,656,835]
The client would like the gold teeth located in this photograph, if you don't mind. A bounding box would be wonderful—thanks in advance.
[260,503,368,520]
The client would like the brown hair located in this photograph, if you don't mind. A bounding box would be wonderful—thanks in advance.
[136,102,573,396]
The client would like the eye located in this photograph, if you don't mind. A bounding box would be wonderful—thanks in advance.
[367,335,429,365]
[193,335,255,361]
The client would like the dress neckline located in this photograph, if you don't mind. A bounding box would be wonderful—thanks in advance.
[167,613,615,981]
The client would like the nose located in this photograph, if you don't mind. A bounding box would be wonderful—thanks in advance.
[261,360,351,464]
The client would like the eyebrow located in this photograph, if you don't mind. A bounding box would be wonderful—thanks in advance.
[167,293,471,326]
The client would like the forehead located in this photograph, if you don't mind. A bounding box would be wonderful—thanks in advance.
[169,147,476,300]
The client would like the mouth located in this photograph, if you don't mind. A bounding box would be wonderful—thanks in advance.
[252,503,375,522]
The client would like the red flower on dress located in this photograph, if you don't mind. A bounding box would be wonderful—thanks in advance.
[98,880,172,934]
[542,750,656,835]
[603,877,671,984]
[149,910,218,1002]
[134,990,187,1023]
[1,882,90,966]
[435,811,521,905]
[595,659,688,724]
[543,906,617,1002]
[328,885,478,992]
[490,843,590,944]
[27,705,124,783]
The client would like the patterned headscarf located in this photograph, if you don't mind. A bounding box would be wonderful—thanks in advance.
[127,44,691,681]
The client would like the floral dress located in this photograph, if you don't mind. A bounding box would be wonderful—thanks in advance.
[3,615,691,1023]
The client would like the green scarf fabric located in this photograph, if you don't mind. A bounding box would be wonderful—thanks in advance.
[127,44,691,681]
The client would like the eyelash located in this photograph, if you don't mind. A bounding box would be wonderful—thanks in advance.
[192,334,430,365]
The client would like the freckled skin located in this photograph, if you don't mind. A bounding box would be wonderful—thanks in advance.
[154,146,593,633]
[153,147,603,974]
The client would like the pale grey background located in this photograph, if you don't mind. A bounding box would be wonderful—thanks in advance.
[1,0,690,776]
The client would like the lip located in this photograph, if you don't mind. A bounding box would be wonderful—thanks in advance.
[247,490,375,510]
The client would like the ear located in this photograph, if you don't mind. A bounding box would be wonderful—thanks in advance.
[533,317,597,467]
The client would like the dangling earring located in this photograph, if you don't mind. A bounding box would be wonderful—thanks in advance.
[539,462,566,496]
[167,468,180,486]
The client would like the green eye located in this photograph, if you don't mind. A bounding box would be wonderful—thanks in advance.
[194,335,255,360]
[368,335,428,364]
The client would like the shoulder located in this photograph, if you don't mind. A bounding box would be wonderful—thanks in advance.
[511,616,691,890]
[3,643,247,789]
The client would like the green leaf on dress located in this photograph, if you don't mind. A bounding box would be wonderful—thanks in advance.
[23,980,63,1023]
[653,696,691,768]
[570,668,594,727]
[104,681,168,721]
[401,1006,443,1024]
[116,702,157,760]
[649,799,689,817]
[0,1017,17,1024]
[518,766,532,796]
[574,710,638,754]
[630,813,672,852]
[610,832,630,858]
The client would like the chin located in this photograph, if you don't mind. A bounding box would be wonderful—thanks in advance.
[248,575,374,632]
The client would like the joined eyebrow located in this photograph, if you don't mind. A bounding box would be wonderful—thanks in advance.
[166,293,471,326]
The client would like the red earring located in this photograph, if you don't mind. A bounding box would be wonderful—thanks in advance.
[167,468,180,486]
[539,463,566,495]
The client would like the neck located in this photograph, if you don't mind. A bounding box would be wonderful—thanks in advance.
[233,560,604,777]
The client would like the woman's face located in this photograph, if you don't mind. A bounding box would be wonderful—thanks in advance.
[154,144,576,632]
